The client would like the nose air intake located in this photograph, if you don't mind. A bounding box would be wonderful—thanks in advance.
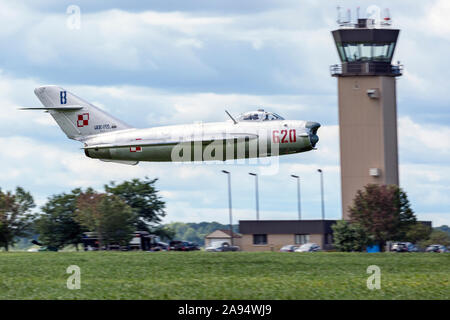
[306,121,321,148]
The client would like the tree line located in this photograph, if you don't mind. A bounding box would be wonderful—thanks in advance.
[1,181,448,252]
[0,178,169,251]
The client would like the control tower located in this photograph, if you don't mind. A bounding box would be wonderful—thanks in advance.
[330,10,402,219]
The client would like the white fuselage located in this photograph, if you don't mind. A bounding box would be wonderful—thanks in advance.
[83,120,318,163]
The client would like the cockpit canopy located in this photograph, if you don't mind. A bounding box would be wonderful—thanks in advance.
[236,109,285,122]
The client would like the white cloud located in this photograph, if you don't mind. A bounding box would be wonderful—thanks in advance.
[0,2,29,37]
[400,164,450,201]
[425,0,450,40]
[398,116,450,164]
[0,3,340,95]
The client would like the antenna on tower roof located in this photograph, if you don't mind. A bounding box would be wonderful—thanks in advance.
[346,8,351,24]
[382,8,392,26]
[336,5,343,25]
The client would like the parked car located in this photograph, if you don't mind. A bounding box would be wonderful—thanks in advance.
[185,242,201,251]
[391,242,418,252]
[294,243,321,252]
[391,242,407,252]
[279,245,299,252]
[149,242,169,251]
[425,244,448,253]
[406,243,419,252]
[205,242,240,252]
[168,240,183,251]
[168,240,199,251]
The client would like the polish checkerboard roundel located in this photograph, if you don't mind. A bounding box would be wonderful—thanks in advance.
[77,113,89,127]
[130,146,142,152]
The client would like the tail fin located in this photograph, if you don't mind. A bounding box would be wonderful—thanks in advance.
[31,85,132,140]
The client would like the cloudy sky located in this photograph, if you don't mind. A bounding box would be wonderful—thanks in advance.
[0,0,449,226]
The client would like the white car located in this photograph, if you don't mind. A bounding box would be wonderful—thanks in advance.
[205,242,239,252]
[294,243,321,252]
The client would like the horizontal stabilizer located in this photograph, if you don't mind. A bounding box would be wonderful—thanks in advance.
[19,105,83,111]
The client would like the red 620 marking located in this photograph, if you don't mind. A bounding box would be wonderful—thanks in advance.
[272,129,296,144]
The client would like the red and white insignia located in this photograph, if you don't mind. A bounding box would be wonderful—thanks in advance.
[77,113,89,127]
[130,146,142,152]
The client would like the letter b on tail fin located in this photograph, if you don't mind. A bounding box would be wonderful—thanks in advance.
[34,86,132,140]
[60,90,67,104]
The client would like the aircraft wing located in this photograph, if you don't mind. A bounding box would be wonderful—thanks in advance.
[83,133,258,150]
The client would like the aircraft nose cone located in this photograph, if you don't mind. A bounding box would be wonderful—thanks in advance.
[305,121,320,148]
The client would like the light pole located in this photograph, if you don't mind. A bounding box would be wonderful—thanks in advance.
[291,175,301,220]
[249,173,259,220]
[317,169,325,220]
[222,170,234,246]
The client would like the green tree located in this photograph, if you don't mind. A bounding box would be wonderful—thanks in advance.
[332,220,372,252]
[349,184,417,250]
[435,225,449,235]
[151,225,176,241]
[419,230,450,248]
[34,188,86,250]
[75,191,136,248]
[105,178,165,231]
[99,195,136,247]
[183,227,198,243]
[393,187,417,239]
[403,223,432,244]
[0,187,35,251]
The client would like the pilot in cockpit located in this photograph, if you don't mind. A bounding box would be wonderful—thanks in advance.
[237,109,284,122]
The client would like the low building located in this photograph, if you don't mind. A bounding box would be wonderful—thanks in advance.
[239,220,337,251]
[204,229,242,248]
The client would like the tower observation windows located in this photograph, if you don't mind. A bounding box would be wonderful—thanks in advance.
[336,42,395,62]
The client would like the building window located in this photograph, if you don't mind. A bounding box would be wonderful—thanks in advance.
[253,234,267,245]
[295,234,310,245]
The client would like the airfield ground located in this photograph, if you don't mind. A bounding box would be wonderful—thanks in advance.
[0,251,448,299]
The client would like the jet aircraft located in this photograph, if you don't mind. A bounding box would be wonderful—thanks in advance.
[23,86,320,165]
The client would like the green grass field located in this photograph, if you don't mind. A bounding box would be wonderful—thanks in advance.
[0,251,448,299]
